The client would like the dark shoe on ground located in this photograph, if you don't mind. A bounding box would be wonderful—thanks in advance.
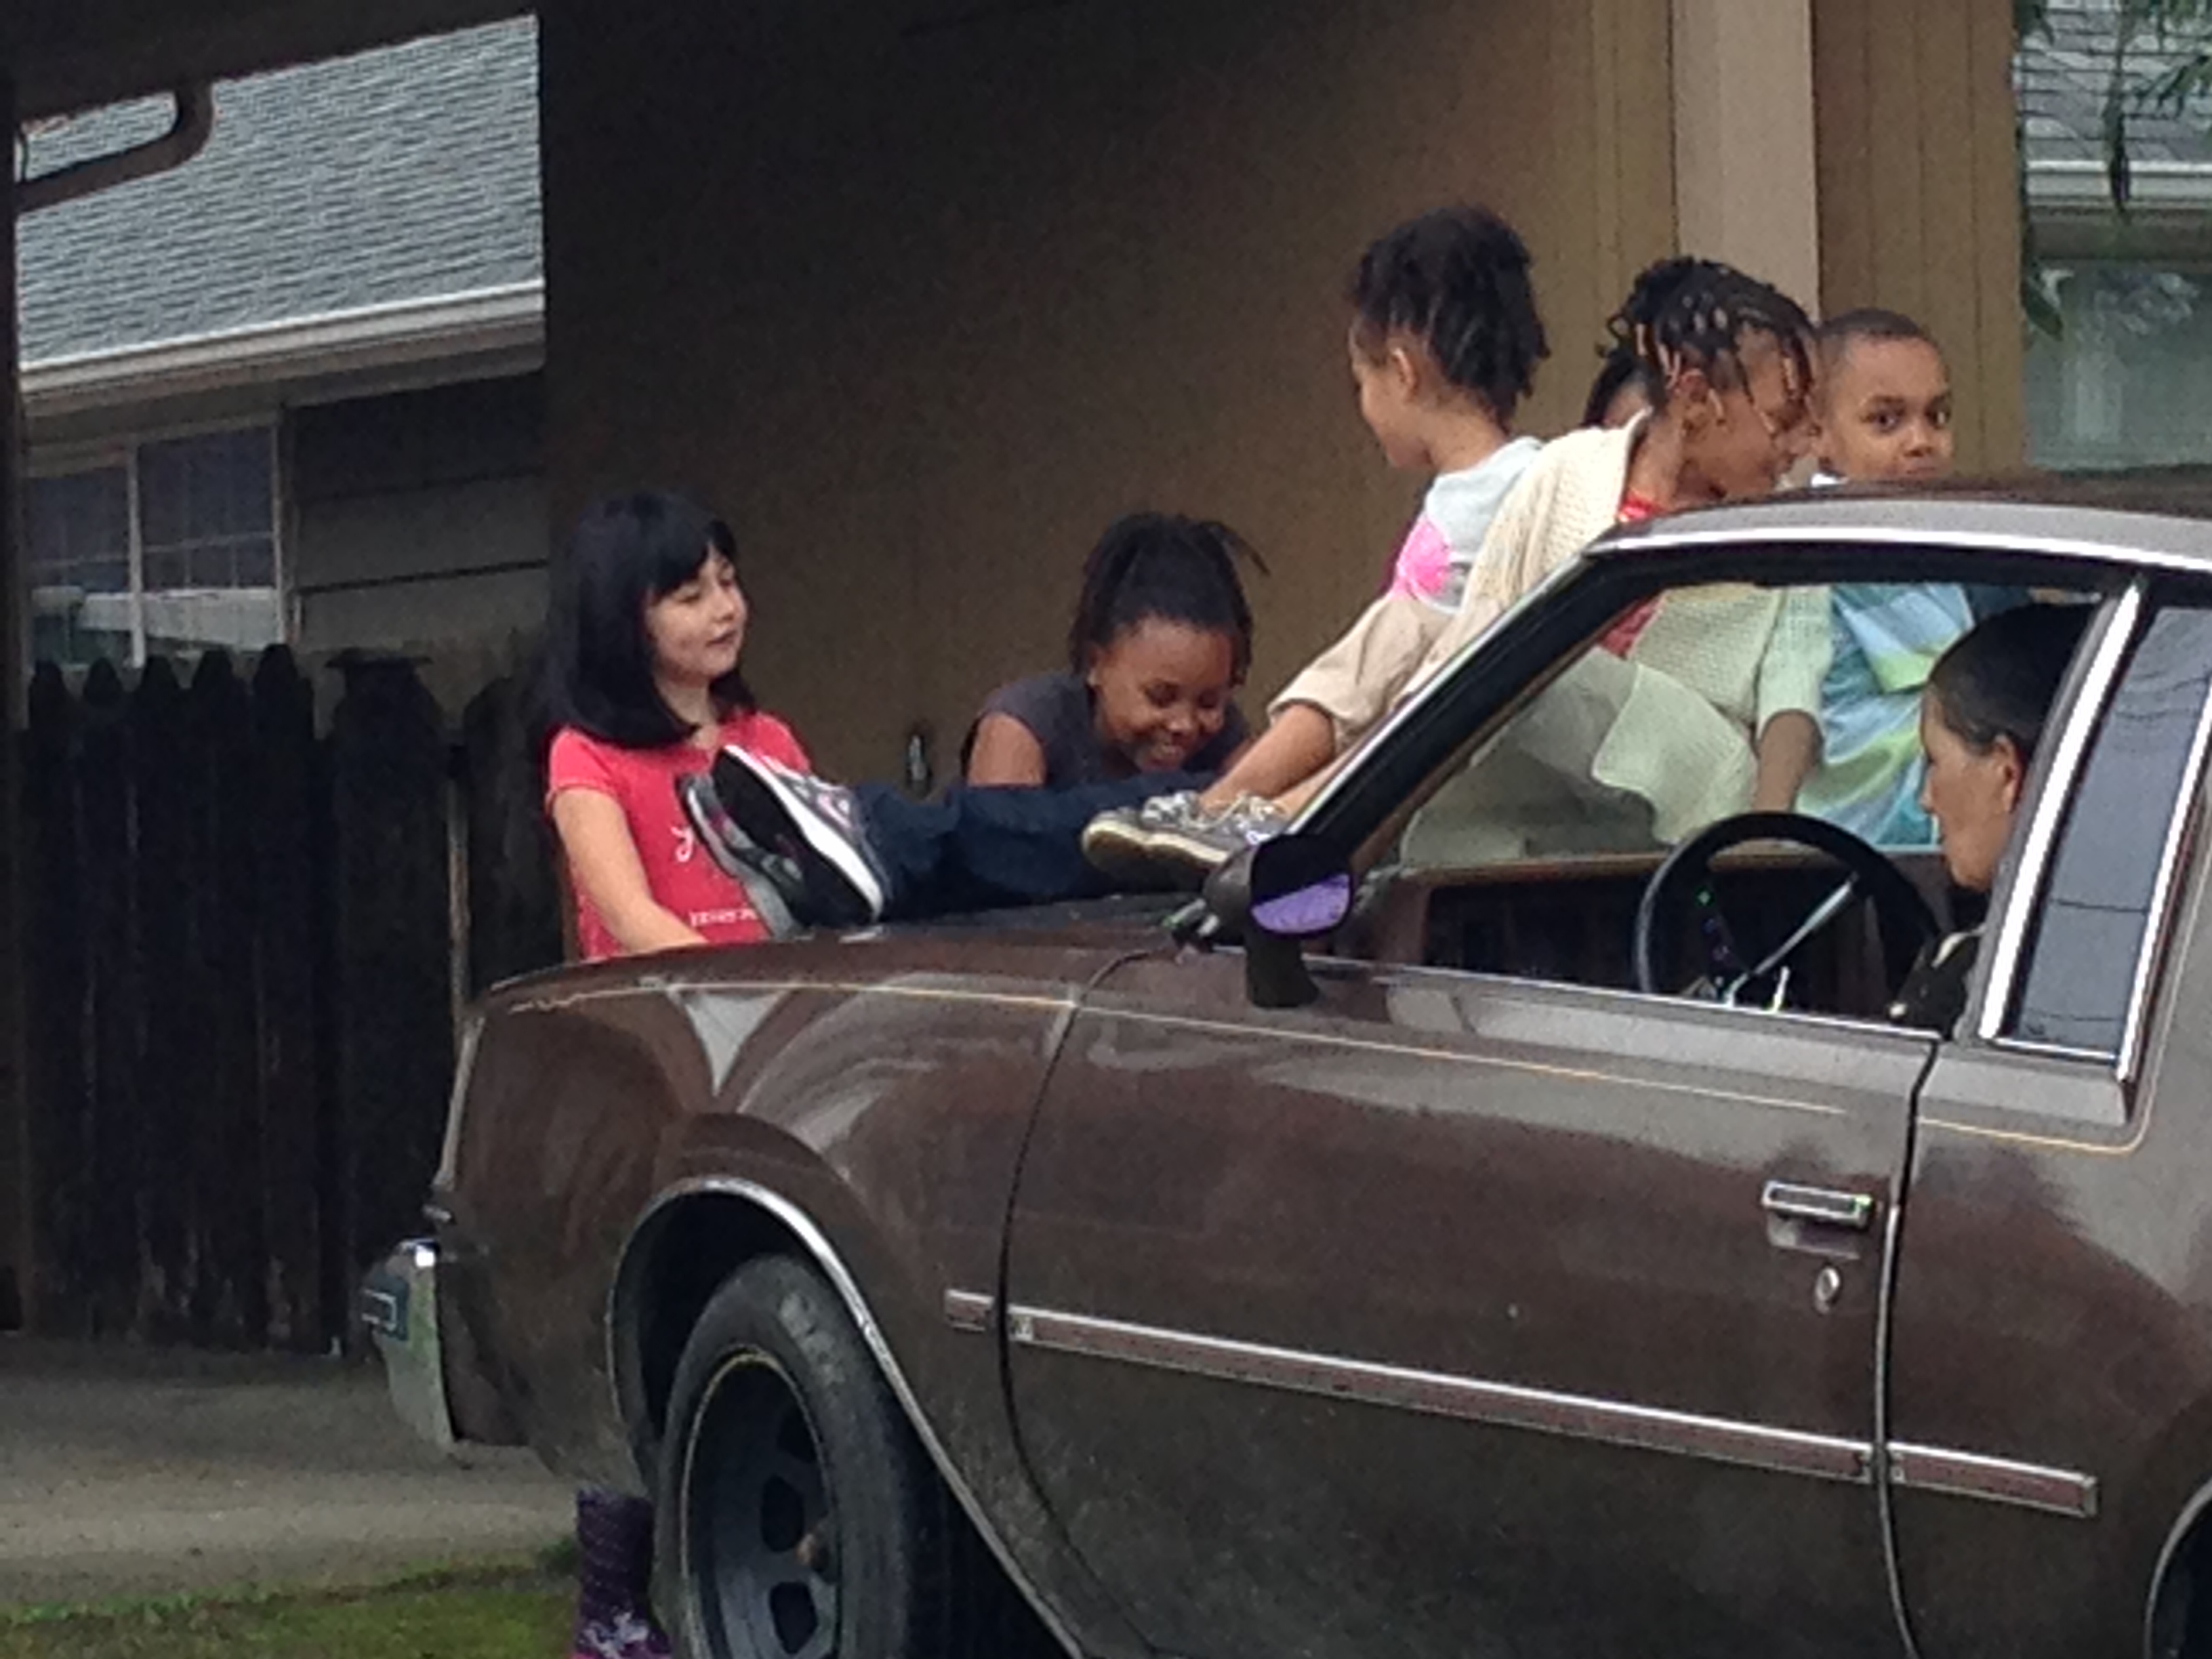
[1080,790,1290,890]
[686,747,889,928]
[572,1609,673,1659]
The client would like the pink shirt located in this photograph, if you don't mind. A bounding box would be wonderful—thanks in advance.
[1382,436,1544,611]
[546,710,811,962]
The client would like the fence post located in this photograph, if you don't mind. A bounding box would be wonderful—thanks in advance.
[253,648,323,1350]
[461,657,564,995]
[184,653,263,1345]
[22,663,87,1334]
[328,656,454,1334]
[79,663,137,1335]
[131,657,192,1338]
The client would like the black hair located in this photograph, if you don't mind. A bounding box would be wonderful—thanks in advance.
[1067,513,1265,683]
[1816,306,1936,360]
[1348,205,1550,423]
[546,490,754,751]
[1926,602,2093,766]
[1605,255,1815,410]
[1816,307,1946,399]
[1582,343,1661,428]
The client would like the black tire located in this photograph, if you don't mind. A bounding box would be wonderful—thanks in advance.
[2152,1532,2212,1659]
[657,1254,1052,1659]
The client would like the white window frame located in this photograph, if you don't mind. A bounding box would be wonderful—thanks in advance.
[24,414,287,674]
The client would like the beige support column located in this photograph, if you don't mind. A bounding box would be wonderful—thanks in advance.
[1671,0,1823,312]
[0,66,26,1328]
[1812,0,2025,472]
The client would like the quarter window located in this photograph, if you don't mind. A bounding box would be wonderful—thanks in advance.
[2007,605,2212,1057]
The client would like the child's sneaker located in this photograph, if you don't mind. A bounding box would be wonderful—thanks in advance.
[573,1609,672,1659]
[676,772,804,937]
[1081,790,1290,888]
[684,747,890,928]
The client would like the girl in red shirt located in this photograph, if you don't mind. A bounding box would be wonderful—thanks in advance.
[541,490,804,1658]
[546,492,808,963]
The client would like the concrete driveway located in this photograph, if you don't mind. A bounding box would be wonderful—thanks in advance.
[0,1336,571,1605]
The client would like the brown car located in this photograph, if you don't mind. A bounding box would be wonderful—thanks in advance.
[369,483,2212,1659]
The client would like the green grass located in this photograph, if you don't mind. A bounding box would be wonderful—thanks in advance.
[0,1557,576,1659]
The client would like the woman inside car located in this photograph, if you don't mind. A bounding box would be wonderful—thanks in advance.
[1888,600,2091,1033]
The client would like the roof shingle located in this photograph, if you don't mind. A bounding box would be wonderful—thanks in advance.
[18,18,541,367]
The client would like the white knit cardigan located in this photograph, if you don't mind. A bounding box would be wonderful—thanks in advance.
[1406,417,1643,694]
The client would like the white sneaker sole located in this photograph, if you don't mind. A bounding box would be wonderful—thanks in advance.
[1080,815,1231,890]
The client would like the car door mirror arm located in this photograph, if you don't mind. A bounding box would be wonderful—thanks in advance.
[1201,836,1355,1010]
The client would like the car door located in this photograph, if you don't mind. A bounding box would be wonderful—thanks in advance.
[1884,589,2212,1657]
[989,545,2032,1659]
[1000,945,1925,1659]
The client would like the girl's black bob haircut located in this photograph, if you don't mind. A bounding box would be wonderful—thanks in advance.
[546,490,754,751]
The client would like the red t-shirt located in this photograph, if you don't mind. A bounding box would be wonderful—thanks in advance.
[546,710,811,962]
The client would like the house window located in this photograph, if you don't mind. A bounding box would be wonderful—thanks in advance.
[27,426,284,671]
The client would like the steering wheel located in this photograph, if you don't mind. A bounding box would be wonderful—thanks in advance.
[1633,811,1938,1012]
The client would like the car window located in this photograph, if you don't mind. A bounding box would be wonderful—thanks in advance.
[1369,574,2009,1017]
[1393,576,2024,876]
[1397,579,1847,870]
[2005,604,2212,1059]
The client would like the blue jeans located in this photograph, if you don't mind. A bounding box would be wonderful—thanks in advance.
[855,775,1197,920]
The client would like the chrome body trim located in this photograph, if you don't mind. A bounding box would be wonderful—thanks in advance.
[1978,584,2146,1046]
[1005,1303,1874,1485]
[2119,649,2212,1083]
[1599,518,2212,574]
[1982,1034,2118,1066]
[1886,1442,2099,1519]
[616,1180,1083,1659]
[1005,1301,2102,1525]
[432,1012,484,1197]
[361,1238,457,1456]
[944,1288,996,1334]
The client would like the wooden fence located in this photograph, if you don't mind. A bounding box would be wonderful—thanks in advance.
[19,647,562,1351]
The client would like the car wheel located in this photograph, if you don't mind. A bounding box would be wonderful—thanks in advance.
[2153,1532,2212,1659]
[659,1254,1042,1659]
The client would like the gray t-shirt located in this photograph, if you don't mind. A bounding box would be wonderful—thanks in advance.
[969,670,1248,787]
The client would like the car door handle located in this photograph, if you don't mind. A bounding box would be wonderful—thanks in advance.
[1761,1181,1876,1233]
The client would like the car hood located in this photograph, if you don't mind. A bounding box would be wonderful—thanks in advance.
[478,893,1191,1010]
[868,890,1189,941]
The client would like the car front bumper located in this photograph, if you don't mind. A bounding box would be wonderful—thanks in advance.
[360,1237,458,1455]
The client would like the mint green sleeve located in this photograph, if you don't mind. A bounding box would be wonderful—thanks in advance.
[1756,586,1835,732]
